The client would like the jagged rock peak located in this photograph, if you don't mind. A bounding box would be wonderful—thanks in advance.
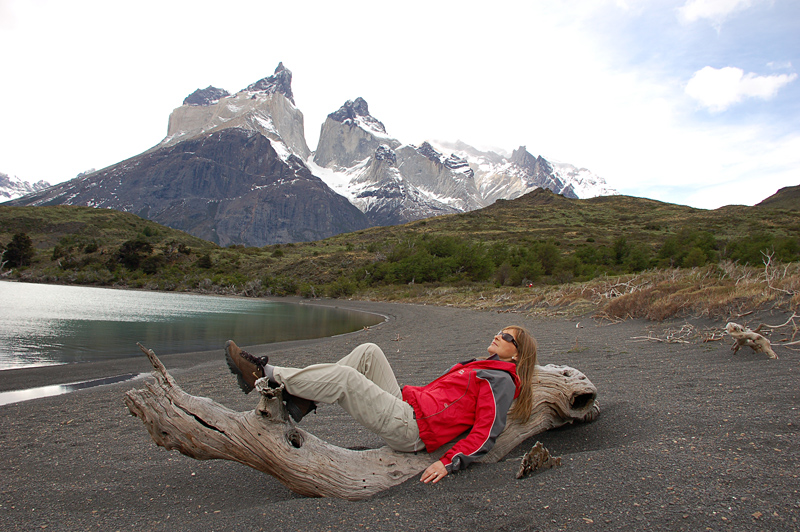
[444,153,474,178]
[374,145,397,166]
[244,62,295,104]
[417,142,443,163]
[444,154,469,170]
[183,86,231,106]
[328,97,387,134]
[510,146,537,167]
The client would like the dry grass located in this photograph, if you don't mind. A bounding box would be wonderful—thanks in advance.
[354,261,800,324]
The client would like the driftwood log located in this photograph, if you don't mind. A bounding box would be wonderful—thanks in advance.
[726,322,778,359]
[124,344,599,500]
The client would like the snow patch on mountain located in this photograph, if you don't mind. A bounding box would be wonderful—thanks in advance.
[550,160,618,198]
[306,156,369,206]
[1,173,51,202]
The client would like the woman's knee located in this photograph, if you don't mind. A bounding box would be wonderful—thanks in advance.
[361,342,384,358]
[344,343,385,367]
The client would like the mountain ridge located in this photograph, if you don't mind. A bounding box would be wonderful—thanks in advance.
[6,63,618,245]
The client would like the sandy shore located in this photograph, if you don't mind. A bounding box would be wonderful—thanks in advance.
[0,299,797,531]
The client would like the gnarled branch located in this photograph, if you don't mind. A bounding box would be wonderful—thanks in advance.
[726,322,778,359]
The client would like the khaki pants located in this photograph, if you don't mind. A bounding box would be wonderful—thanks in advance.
[272,343,424,452]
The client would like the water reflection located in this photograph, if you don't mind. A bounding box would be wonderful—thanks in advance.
[0,282,382,369]
[0,373,145,406]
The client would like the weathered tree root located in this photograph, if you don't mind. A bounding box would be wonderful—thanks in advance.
[516,441,562,479]
[124,344,599,500]
[726,322,778,359]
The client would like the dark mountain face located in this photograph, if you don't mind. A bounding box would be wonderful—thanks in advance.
[245,62,295,104]
[10,129,369,246]
[328,97,387,133]
[183,86,230,106]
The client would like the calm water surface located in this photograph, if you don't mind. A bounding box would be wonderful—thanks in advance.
[0,281,382,370]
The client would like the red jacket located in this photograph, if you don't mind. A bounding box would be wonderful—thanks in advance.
[402,357,520,472]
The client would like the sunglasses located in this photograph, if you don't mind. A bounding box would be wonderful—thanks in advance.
[496,331,519,349]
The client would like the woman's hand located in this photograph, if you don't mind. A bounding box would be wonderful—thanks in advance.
[420,460,448,483]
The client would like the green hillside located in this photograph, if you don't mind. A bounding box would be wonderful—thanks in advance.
[756,184,800,211]
[2,190,799,320]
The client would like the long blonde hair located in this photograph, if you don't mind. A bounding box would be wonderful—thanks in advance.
[504,325,537,423]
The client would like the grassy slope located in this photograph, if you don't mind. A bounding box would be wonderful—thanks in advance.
[2,190,799,321]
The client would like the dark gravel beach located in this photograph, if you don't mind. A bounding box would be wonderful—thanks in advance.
[0,299,797,532]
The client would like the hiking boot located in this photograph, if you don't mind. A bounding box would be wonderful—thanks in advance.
[283,391,317,423]
[224,340,268,394]
[226,340,317,421]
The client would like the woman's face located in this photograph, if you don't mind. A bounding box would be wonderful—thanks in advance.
[488,329,519,362]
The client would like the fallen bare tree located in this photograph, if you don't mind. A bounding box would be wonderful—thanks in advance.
[124,344,599,500]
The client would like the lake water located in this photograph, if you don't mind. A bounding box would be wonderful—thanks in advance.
[0,281,383,370]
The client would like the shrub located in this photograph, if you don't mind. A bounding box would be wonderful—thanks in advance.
[494,262,513,286]
[142,254,166,275]
[658,228,718,267]
[299,283,318,298]
[327,278,357,298]
[52,245,67,261]
[531,240,561,275]
[366,235,493,285]
[624,245,651,272]
[682,247,707,268]
[118,237,153,270]
[725,233,800,265]
[197,253,213,269]
[2,233,35,268]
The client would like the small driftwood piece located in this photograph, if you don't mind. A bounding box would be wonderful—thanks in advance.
[124,344,599,500]
[726,322,778,359]
[516,441,562,479]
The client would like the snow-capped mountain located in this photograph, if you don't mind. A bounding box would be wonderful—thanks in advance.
[550,160,618,199]
[8,64,369,246]
[310,98,487,225]
[9,63,617,246]
[309,103,616,226]
[0,173,51,202]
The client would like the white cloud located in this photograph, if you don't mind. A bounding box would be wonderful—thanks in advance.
[767,60,793,70]
[671,130,800,208]
[678,0,763,27]
[685,66,797,111]
[0,0,15,29]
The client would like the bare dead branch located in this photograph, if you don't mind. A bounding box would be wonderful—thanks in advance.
[762,251,797,296]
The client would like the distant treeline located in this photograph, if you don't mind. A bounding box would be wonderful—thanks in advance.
[352,229,800,289]
[3,226,799,298]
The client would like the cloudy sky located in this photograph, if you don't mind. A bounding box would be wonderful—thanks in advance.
[1,0,797,209]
